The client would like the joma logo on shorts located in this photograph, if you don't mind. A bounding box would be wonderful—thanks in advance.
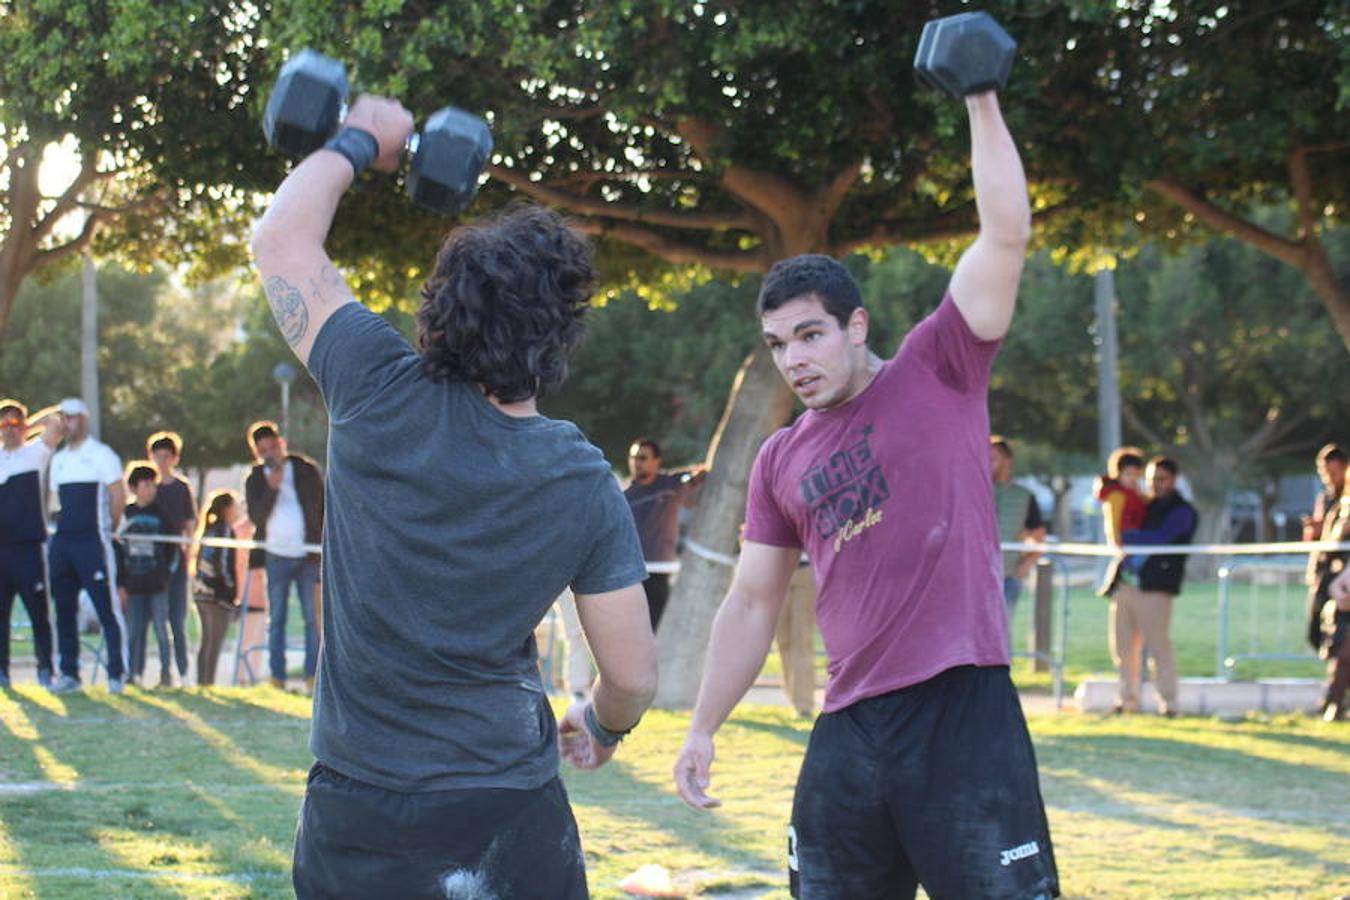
[999,841,1040,866]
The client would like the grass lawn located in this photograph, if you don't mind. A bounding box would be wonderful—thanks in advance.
[1,685,1346,899]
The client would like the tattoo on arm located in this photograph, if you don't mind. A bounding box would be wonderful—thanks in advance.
[265,276,309,347]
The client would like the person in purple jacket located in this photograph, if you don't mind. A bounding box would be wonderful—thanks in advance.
[672,90,1059,900]
[1116,456,1199,717]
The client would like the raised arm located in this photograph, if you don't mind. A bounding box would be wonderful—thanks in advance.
[673,541,800,809]
[250,97,414,366]
[948,92,1031,341]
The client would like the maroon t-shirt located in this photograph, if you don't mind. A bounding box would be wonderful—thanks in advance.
[744,293,1008,712]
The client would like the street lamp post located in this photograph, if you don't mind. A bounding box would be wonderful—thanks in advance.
[272,362,297,437]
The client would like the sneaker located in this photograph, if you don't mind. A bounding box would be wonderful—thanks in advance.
[36,668,53,689]
[269,677,286,690]
[108,678,125,695]
[158,673,173,690]
[49,675,82,694]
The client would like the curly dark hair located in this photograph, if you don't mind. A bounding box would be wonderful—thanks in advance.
[416,204,595,403]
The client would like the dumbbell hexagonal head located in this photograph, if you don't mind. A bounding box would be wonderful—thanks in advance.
[914,12,1016,98]
[407,106,494,217]
[263,49,349,156]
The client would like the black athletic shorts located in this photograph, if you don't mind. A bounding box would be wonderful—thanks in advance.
[293,762,588,899]
[789,665,1059,900]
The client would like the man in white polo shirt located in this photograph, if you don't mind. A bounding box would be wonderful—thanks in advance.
[0,400,64,688]
[47,398,127,694]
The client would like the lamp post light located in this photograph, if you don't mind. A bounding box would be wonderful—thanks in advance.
[272,362,297,436]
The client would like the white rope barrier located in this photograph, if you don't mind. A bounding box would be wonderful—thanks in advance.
[117,532,1350,574]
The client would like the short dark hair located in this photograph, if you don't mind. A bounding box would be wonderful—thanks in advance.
[1148,455,1179,477]
[1108,446,1146,478]
[127,463,158,489]
[757,254,862,328]
[248,421,279,453]
[147,430,182,457]
[631,438,661,459]
[0,399,26,419]
[1317,443,1347,465]
[416,204,595,403]
[990,435,1013,459]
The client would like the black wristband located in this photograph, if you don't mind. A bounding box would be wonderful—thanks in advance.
[322,127,380,176]
[584,703,636,748]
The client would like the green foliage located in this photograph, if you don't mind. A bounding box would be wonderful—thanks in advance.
[0,262,327,470]
[544,277,762,466]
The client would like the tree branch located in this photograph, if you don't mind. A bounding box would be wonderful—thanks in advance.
[31,155,102,244]
[490,165,754,231]
[1239,406,1307,459]
[816,160,865,220]
[1121,403,1169,450]
[1145,176,1304,269]
[568,217,766,273]
[31,211,101,269]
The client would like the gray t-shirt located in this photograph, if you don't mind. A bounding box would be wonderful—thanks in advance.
[308,304,647,792]
[624,473,690,562]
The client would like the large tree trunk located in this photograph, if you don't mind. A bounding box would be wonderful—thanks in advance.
[654,347,795,708]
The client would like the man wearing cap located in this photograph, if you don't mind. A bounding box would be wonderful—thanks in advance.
[0,400,63,688]
[47,398,128,694]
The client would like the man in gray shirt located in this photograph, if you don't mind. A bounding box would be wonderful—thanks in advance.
[251,94,657,899]
[625,437,706,631]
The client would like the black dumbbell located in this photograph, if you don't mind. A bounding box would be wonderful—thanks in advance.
[262,49,493,217]
[913,12,1016,98]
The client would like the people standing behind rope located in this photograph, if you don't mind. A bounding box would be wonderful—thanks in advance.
[1111,456,1198,717]
[47,398,128,694]
[146,431,196,686]
[115,464,177,689]
[990,435,1046,625]
[1304,443,1348,653]
[1095,447,1147,597]
[244,421,324,693]
[193,490,240,687]
[0,400,63,689]
[623,437,707,631]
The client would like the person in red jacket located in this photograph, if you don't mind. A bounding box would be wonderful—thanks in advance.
[1096,447,1147,598]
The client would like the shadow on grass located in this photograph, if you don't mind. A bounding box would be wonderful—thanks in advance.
[1039,729,1345,784]
[568,758,784,874]
[2,687,304,898]
[724,715,811,748]
[1043,766,1348,878]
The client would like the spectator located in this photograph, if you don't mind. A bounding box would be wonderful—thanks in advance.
[1095,446,1147,597]
[244,421,323,692]
[1321,567,1350,721]
[1305,443,1348,653]
[116,464,176,689]
[0,400,62,688]
[147,431,196,684]
[1115,456,1198,717]
[1301,442,1345,541]
[47,398,128,694]
[623,437,706,631]
[193,490,240,687]
[989,435,1046,624]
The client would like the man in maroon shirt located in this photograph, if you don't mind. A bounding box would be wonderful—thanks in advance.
[672,89,1058,900]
